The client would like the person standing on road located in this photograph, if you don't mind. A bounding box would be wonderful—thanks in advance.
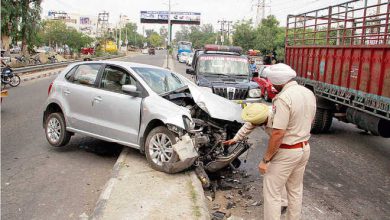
[261,63,316,220]
[225,63,316,220]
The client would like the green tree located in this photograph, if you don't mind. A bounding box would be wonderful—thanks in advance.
[232,20,256,51]
[254,15,285,55]
[120,22,145,48]
[1,0,21,54]
[149,33,163,47]
[20,0,42,54]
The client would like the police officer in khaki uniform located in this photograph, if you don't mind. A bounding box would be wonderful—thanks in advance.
[225,63,316,220]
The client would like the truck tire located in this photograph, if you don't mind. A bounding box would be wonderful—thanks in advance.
[322,109,333,132]
[311,108,333,134]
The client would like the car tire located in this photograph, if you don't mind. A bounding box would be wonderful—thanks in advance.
[145,126,179,173]
[45,112,71,147]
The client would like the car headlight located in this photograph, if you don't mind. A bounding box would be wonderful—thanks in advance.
[248,89,261,98]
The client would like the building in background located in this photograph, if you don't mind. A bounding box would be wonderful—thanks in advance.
[45,10,98,38]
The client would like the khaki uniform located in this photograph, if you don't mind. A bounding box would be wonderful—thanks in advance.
[264,81,316,220]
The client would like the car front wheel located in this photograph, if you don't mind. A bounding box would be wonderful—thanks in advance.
[145,126,179,173]
[45,112,71,147]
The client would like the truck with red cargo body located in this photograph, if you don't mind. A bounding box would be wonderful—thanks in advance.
[285,0,390,137]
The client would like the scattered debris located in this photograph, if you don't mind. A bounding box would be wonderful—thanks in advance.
[251,201,261,206]
[206,196,213,202]
[224,193,234,200]
[227,216,244,220]
[212,204,221,210]
[211,211,227,220]
[226,201,236,209]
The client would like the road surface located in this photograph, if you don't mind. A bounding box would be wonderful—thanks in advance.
[172,57,390,220]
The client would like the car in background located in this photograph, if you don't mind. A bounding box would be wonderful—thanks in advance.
[186,44,261,103]
[251,65,278,102]
[10,46,21,54]
[186,53,194,66]
[148,47,155,55]
[179,52,189,63]
[81,47,95,55]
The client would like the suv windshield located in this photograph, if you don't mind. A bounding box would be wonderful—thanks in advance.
[197,56,250,76]
[132,67,185,94]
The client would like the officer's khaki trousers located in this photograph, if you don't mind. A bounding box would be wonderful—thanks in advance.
[263,144,310,220]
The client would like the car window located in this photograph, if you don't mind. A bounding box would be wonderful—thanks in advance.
[100,65,136,93]
[132,67,185,94]
[67,64,101,86]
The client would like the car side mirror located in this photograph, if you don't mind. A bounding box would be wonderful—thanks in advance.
[122,85,141,97]
[186,68,195,75]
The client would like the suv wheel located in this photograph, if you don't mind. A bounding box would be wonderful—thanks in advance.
[145,126,179,172]
[45,113,71,147]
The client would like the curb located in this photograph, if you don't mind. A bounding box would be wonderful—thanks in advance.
[21,70,62,82]
[90,147,129,220]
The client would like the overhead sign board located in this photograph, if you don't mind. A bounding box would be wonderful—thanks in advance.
[140,11,201,25]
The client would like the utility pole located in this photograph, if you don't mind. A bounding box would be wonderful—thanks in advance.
[218,20,226,45]
[227,21,233,45]
[119,14,122,50]
[255,0,268,27]
[167,0,171,69]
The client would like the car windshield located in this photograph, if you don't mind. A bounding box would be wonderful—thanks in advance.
[132,67,186,94]
[197,56,250,76]
[179,44,191,50]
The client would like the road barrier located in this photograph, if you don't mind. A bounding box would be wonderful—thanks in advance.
[13,54,125,75]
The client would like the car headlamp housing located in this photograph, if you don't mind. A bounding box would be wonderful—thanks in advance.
[248,88,261,98]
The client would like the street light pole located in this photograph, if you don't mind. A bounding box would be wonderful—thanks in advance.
[167,0,171,69]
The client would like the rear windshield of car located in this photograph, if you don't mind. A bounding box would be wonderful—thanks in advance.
[197,55,250,76]
[132,67,186,94]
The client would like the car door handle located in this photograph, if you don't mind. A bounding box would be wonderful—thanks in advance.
[92,96,102,106]
[94,96,103,101]
[64,90,71,95]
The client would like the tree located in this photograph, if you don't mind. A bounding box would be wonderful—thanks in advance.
[254,15,285,55]
[232,20,256,51]
[149,33,163,47]
[120,22,145,48]
[20,0,42,54]
[1,0,21,54]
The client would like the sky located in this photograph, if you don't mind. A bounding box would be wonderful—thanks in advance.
[41,0,342,35]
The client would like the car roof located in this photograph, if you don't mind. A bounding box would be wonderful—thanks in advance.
[70,60,167,71]
[198,53,246,58]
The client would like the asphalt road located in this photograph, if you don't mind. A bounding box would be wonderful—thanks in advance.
[1,51,165,220]
[172,58,390,219]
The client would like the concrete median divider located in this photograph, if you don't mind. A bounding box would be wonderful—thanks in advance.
[90,148,209,220]
[89,54,210,220]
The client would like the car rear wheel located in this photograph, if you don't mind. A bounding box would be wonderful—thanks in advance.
[145,126,179,173]
[45,112,71,147]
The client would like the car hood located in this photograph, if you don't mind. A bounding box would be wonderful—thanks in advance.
[186,83,244,123]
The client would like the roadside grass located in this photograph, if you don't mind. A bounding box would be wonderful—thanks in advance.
[187,179,202,219]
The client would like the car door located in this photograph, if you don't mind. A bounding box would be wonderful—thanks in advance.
[62,63,102,133]
[91,64,142,146]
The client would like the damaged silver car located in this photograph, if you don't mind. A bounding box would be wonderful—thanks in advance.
[43,61,250,184]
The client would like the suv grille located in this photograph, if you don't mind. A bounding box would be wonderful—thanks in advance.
[213,87,248,100]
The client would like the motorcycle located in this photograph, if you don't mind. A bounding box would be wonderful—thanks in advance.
[1,65,20,88]
[48,55,57,63]
[29,56,42,65]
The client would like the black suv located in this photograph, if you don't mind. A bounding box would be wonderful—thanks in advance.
[186,45,261,102]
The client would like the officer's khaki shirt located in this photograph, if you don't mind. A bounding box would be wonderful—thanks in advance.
[269,81,316,145]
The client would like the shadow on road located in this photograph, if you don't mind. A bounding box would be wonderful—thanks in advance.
[51,136,124,157]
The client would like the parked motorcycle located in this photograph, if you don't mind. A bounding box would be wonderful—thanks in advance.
[29,56,42,65]
[48,55,57,63]
[1,65,20,87]
[15,55,27,64]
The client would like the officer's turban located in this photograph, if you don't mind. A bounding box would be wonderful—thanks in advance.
[241,103,269,125]
[263,63,297,85]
